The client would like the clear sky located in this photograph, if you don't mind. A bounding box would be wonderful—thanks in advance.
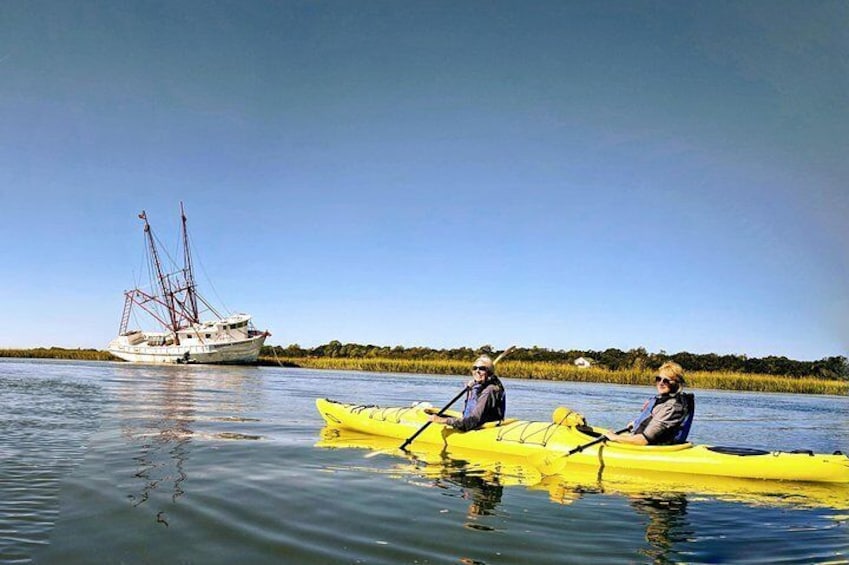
[1,1,846,361]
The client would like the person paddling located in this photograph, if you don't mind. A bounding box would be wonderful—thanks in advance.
[604,361,694,445]
[428,355,506,431]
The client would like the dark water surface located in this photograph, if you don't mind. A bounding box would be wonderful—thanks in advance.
[1,359,847,564]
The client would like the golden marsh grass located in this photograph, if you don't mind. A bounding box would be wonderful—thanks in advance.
[0,348,115,361]
[2,348,843,395]
[264,356,848,395]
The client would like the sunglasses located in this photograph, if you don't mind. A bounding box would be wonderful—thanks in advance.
[654,376,678,385]
[472,366,490,372]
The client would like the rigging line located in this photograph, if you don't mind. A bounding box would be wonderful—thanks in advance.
[270,345,287,367]
[143,235,166,331]
[146,213,198,327]
[129,307,141,334]
[140,233,164,330]
[132,226,148,295]
[187,230,231,317]
[156,234,182,280]
[146,219,182,280]
[162,214,182,272]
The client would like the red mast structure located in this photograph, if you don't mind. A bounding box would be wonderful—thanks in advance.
[117,204,209,342]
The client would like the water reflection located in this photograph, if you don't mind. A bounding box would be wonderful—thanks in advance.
[629,493,692,564]
[110,365,266,526]
[318,425,849,510]
[460,474,504,521]
[318,427,522,533]
[423,451,505,526]
[317,428,702,562]
[317,422,849,564]
[547,478,694,563]
[116,369,195,525]
[7,362,847,564]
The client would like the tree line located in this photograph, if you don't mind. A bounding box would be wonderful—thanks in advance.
[262,342,849,381]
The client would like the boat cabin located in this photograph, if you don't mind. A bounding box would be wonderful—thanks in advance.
[176,314,255,343]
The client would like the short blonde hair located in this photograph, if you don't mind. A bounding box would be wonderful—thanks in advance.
[657,361,685,384]
[473,355,494,370]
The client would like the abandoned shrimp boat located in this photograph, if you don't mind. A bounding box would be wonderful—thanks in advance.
[107,204,269,364]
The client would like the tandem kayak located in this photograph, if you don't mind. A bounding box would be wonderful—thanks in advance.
[317,427,849,511]
[315,398,849,484]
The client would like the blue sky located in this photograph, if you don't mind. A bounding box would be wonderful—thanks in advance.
[1,1,846,361]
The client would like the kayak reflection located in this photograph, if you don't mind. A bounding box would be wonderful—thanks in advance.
[317,426,849,512]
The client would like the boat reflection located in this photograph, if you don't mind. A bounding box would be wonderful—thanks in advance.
[317,426,849,514]
[118,368,196,518]
[113,365,266,525]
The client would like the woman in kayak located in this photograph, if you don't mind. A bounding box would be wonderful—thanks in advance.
[428,355,506,431]
[604,361,694,445]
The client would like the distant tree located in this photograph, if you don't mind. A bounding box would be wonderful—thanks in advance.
[626,347,649,371]
[260,340,844,380]
[812,356,849,380]
[596,348,627,370]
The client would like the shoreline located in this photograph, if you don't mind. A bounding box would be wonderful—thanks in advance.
[2,349,845,395]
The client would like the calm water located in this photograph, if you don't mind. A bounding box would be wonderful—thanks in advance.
[1,359,848,564]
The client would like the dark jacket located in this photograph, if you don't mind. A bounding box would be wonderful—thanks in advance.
[445,376,506,432]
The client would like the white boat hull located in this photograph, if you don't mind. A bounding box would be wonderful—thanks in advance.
[107,333,267,364]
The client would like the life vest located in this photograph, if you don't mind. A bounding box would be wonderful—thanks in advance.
[632,392,695,444]
[463,377,506,421]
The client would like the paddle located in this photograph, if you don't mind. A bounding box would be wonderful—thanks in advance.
[398,345,516,452]
[399,385,469,451]
[532,425,632,476]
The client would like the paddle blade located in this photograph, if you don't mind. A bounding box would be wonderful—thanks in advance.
[529,452,570,476]
[364,449,394,459]
[493,345,516,364]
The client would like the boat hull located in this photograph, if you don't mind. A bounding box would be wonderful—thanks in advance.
[316,398,849,484]
[108,333,267,364]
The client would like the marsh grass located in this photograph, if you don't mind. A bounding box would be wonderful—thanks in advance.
[2,348,843,395]
[0,348,115,361]
[265,356,848,395]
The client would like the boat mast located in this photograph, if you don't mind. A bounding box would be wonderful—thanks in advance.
[180,202,201,324]
[140,210,181,340]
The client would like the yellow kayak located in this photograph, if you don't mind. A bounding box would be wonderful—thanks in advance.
[316,426,849,511]
[315,398,849,484]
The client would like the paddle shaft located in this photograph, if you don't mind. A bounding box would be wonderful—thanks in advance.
[399,386,468,450]
[567,425,633,456]
[399,345,516,451]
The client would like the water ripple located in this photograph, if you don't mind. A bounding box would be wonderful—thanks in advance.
[2,360,848,564]
[0,367,103,563]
